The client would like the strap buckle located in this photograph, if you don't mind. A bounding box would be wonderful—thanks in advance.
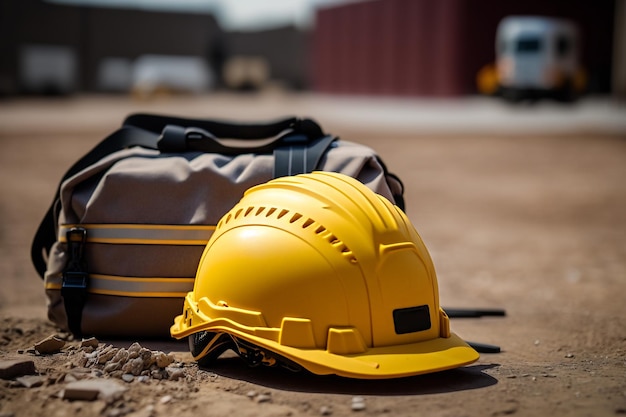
[61,227,88,337]
[63,227,87,277]
[62,271,88,290]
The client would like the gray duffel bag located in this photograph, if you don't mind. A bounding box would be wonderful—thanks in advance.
[31,114,404,338]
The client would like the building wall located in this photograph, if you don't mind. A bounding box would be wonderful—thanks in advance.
[312,0,475,96]
[0,0,222,94]
[82,7,220,90]
[1,0,617,97]
[0,0,83,93]
[312,0,616,96]
[225,26,311,89]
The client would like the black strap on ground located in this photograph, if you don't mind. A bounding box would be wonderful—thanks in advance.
[444,308,506,318]
[444,307,506,353]
[466,341,502,353]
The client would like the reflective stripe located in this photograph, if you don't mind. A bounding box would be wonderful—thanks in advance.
[58,224,215,245]
[46,274,194,298]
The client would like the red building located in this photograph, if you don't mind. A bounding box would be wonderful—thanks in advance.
[311,0,616,96]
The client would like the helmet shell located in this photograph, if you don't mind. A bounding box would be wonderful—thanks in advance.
[171,172,478,378]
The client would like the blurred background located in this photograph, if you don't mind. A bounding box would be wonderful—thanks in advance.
[1,7,626,405]
[0,0,623,101]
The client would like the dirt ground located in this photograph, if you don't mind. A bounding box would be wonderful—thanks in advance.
[0,93,625,417]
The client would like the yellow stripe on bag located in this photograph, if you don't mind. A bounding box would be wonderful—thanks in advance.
[45,274,195,298]
[58,224,215,245]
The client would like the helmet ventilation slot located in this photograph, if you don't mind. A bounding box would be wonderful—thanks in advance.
[220,204,356,262]
[289,213,303,223]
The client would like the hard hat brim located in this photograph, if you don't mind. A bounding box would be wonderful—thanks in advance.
[179,321,479,379]
[240,330,479,379]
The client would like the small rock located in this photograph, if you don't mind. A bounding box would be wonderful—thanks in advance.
[166,367,185,381]
[0,359,36,380]
[63,379,127,401]
[34,336,65,354]
[351,396,366,411]
[137,376,150,383]
[97,347,119,364]
[140,348,154,362]
[320,405,333,415]
[160,395,173,404]
[81,337,99,348]
[256,394,271,403]
[104,361,122,373]
[109,371,124,380]
[565,353,575,358]
[128,342,141,354]
[110,349,129,365]
[122,374,134,383]
[15,375,45,388]
[121,357,145,376]
[351,402,366,411]
[246,390,257,398]
[155,352,174,368]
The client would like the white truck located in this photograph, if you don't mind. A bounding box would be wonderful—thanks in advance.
[477,16,586,102]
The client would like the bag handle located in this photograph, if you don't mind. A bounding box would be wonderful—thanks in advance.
[123,114,324,142]
[157,124,325,155]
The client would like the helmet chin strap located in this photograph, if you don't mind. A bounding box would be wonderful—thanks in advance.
[231,336,304,372]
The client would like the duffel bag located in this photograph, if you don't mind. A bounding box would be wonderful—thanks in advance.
[31,114,404,338]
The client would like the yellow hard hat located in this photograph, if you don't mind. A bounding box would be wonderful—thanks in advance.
[171,172,478,379]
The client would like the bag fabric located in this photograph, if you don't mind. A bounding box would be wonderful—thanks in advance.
[32,114,404,338]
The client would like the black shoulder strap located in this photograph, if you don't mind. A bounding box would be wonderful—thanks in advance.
[30,126,159,279]
[273,134,337,177]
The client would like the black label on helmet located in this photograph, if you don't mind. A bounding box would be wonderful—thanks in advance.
[393,305,431,334]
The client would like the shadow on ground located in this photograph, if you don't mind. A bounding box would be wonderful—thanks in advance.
[206,357,499,395]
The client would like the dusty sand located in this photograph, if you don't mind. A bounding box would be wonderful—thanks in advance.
[0,93,624,417]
